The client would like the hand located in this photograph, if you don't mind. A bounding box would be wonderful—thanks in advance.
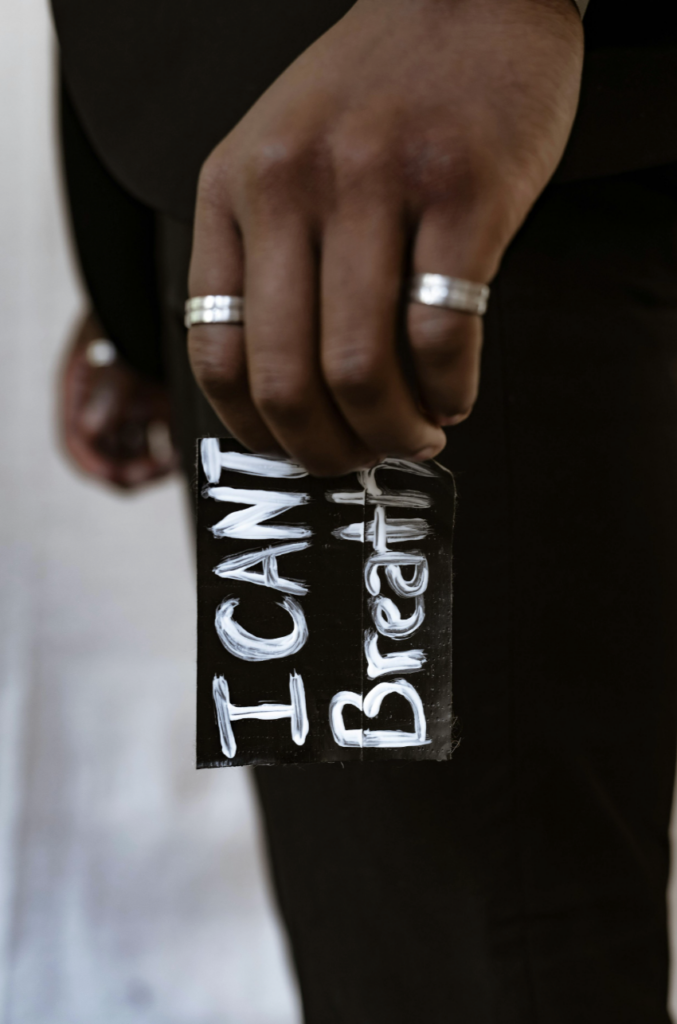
[61,312,177,489]
[189,0,583,475]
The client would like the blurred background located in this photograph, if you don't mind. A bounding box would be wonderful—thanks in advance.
[0,1,300,1021]
[3,2,677,1024]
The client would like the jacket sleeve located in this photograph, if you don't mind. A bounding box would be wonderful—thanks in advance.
[59,73,166,380]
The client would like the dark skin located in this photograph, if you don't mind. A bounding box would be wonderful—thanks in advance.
[61,312,177,489]
[188,0,583,476]
[62,0,583,484]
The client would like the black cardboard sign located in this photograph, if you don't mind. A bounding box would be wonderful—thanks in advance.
[196,439,455,767]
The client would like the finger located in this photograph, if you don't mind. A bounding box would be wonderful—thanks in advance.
[145,417,179,472]
[61,339,125,482]
[63,419,123,482]
[73,419,173,490]
[115,452,175,489]
[188,173,280,453]
[244,217,375,475]
[407,208,493,425]
[79,384,122,438]
[66,383,174,487]
[321,205,446,459]
[61,315,178,488]
[65,403,150,487]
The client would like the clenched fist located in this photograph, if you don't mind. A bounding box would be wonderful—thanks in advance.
[61,313,177,489]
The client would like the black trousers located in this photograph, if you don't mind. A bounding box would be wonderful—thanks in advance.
[157,166,677,1023]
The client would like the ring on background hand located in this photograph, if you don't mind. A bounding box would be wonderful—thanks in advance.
[85,338,118,367]
[184,295,245,328]
[409,273,490,317]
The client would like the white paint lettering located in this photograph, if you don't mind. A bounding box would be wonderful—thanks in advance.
[364,629,426,679]
[201,440,308,482]
[215,595,309,661]
[332,515,429,546]
[206,486,311,540]
[326,488,431,508]
[329,680,430,748]
[213,672,309,758]
[369,594,426,639]
[213,541,310,596]
[364,550,429,598]
[327,460,439,749]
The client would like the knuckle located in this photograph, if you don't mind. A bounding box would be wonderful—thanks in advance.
[331,131,391,191]
[188,332,242,404]
[251,372,309,427]
[408,309,479,366]
[323,341,386,407]
[197,151,232,209]
[406,137,492,208]
[245,138,306,192]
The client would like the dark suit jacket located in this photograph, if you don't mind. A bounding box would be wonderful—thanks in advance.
[53,0,677,222]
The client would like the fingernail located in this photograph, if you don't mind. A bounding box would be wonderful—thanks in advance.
[438,414,468,427]
[411,445,441,463]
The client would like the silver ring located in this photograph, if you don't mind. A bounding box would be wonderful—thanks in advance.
[85,337,117,367]
[409,273,490,316]
[185,295,245,328]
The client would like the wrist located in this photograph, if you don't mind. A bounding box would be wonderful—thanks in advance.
[354,0,584,34]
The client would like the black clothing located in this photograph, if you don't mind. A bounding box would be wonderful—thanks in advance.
[60,80,164,379]
[153,163,677,1023]
[54,1,677,1019]
[52,0,677,221]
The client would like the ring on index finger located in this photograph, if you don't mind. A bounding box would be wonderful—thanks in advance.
[185,295,245,328]
[409,273,490,317]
